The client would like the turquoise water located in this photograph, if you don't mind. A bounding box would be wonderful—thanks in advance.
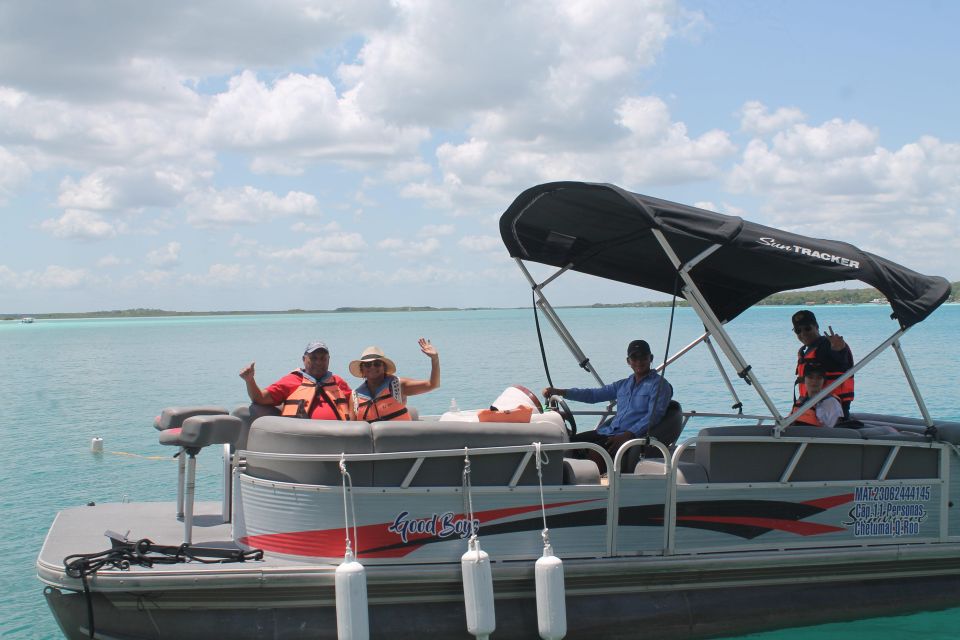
[1,304,958,638]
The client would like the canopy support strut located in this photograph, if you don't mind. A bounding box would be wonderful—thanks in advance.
[892,339,933,427]
[650,229,785,423]
[515,258,605,388]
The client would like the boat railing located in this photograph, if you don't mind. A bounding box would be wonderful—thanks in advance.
[239,440,614,489]
[238,437,677,558]
[665,431,951,553]
[236,425,952,559]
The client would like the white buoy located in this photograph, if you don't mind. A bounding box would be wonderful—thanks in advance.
[535,543,567,639]
[90,437,103,453]
[335,549,369,640]
[461,536,496,639]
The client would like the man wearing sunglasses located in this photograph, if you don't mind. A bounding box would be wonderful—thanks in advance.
[792,310,854,418]
[239,341,353,420]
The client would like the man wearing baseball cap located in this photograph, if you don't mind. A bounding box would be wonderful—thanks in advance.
[543,339,673,471]
[239,341,352,420]
[791,309,854,417]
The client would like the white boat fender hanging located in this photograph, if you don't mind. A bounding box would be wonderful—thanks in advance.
[533,442,567,640]
[90,437,103,453]
[535,542,566,640]
[336,549,369,640]
[335,454,369,640]
[461,448,496,639]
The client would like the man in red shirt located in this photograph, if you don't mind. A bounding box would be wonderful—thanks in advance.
[239,341,352,420]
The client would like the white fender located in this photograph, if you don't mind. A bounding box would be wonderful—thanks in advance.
[335,551,369,640]
[461,538,496,639]
[535,544,567,639]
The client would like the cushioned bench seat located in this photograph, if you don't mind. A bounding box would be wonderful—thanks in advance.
[245,418,375,486]
[371,419,567,486]
[694,425,939,483]
[244,414,570,486]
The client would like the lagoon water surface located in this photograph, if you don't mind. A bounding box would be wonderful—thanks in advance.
[2,304,958,638]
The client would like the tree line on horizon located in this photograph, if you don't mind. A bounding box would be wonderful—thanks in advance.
[4,282,958,320]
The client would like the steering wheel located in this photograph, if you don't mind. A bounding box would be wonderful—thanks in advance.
[548,395,577,437]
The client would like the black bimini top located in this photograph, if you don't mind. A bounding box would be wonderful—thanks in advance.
[499,181,951,328]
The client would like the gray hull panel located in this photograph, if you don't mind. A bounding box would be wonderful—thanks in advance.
[45,573,960,640]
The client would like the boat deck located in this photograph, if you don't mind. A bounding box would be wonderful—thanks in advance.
[37,501,330,592]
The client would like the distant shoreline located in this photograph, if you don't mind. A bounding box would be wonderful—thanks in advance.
[5,283,957,321]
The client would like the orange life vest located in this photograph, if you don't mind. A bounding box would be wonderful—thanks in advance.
[792,397,823,427]
[795,344,854,409]
[353,375,410,422]
[280,371,349,420]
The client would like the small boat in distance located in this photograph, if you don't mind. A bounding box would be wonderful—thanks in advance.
[20,316,34,323]
[38,182,957,639]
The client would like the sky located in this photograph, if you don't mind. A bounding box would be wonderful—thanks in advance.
[1,0,958,313]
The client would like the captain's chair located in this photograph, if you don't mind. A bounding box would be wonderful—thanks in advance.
[623,400,684,472]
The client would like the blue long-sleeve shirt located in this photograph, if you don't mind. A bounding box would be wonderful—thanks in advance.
[565,372,673,437]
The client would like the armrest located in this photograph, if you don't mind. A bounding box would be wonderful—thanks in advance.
[154,405,229,431]
[158,414,243,449]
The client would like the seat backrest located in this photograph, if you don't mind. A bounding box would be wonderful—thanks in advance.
[244,416,374,486]
[231,403,280,451]
[371,419,568,486]
[622,400,683,472]
[696,425,865,482]
[648,400,683,446]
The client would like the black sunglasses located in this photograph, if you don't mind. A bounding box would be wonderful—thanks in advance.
[793,324,816,335]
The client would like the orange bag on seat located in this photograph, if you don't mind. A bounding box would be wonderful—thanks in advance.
[477,405,534,423]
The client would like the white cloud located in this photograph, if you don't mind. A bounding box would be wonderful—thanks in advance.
[405,95,737,213]
[376,237,439,258]
[39,210,118,240]
[0,145,31,197]
[738,101,805,136]
[727,104,960,273]
[263,234,367,266]
[146,241,182,268]
[0,1,393,100]
[186,186,320,227]
[97,254,126,268]
[201,70,429,169]
[132,269,175,286]
[771,118,878,160]
[179,263,262,287]
[341,0,693,129]
[0,264,97,290]
[290,220,342,234]
[384,159,432,183]
[419,224,454,236]
[458,235,500,252]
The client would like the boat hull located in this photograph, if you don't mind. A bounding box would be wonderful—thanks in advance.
[43,560,960,639]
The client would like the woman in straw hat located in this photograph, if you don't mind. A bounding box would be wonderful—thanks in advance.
[349,338,440,422]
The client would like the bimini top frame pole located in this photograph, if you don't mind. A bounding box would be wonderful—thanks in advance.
[515,254,751,424]
[514,257,606,389]
[650,228,785,424]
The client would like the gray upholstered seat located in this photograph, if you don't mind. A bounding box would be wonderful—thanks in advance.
[695,425,864,482]
[371,420,568,486]
[622,400,684,472]
[154,405,228,430]
[231,403,280,451]
[245,416,374,486]
[563,458,601,485]
[634,459,708,484]
[158,414,243,449]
